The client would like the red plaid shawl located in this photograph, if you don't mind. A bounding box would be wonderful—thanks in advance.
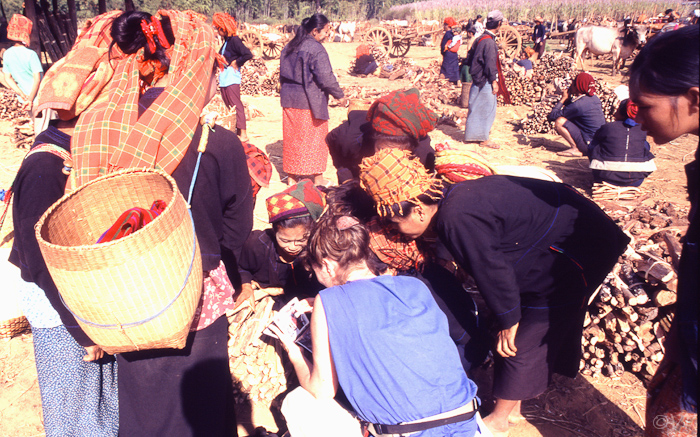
[71,10,221,187]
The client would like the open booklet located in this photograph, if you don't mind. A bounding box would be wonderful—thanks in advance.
[263,297,313,353]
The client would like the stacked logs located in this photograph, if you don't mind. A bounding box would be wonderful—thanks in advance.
[0,89,34,147]
[520,77,620,135]
[580,200,687,381]
[240,59,280,97]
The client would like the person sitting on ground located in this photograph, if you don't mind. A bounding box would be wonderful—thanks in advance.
[661,10,680,32]
[326,88,437,183]
[0,14,49,135]
[547,72,606,157]
[588,99,656,187]
[512,49,534,78]
[276,213,488,437]
[352,44,377,76]
[236,180,325,307]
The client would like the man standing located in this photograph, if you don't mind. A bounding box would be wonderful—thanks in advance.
[463,10,504,149]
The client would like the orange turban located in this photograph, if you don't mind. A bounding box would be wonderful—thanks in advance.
[444,17,458,27]
[7,14,32,46]
[213,12,237,37]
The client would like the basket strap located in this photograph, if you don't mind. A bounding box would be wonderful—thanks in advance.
[60,122,216,330]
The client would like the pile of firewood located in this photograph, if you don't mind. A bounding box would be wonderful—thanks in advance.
[0,88,34,147]
[581,200,687,381]
[520,78,620,135]
[240,59,280,97]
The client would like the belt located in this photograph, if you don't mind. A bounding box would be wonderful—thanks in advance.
[362,398,478,436]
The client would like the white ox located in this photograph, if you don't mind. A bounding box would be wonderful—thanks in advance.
[334,21,356,42]
[575,25,648,75]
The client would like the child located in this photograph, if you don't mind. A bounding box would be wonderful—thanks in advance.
[236,180,326,306]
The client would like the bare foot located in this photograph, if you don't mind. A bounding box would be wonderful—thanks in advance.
[482,414,510,437]
[479,140,500,149]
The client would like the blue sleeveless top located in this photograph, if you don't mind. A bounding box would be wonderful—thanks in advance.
[321,275,478,436]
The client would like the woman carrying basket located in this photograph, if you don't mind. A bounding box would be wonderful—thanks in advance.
[35,10,254,436]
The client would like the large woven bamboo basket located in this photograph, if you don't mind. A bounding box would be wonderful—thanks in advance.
[35,168,202,354]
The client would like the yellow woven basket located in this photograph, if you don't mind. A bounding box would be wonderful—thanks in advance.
[35,168,202,354]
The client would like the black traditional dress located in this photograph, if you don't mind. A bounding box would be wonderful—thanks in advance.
[435,175,629,399]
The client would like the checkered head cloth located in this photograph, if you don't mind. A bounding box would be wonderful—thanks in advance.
[266,179,326,224]
[366,88,438,139]
[7,14,32,46]
[70,10,223,186]
[367,217,425,272]
[359,149,443,217]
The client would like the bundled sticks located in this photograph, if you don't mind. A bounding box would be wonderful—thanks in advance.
[240,59,280,97]
[581,200,687,381]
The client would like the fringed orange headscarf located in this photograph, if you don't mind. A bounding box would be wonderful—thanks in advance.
[213,12,237,37]
[58,10,224,186]
[356,44,371,59]
[7,14,32,46]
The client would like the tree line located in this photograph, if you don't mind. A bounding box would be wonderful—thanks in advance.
[2,0,419,23]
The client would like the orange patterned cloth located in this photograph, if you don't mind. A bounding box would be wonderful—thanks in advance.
[68,10,223,186]
[212,12,237,37]
[7,14,32,45]
[35,11,121,120]
[367,217,425,272]
[359,149,443,217]
[282,107,329,175]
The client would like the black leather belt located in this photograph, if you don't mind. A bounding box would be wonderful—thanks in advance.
[361,398,478,436]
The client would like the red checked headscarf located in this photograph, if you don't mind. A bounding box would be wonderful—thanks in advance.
[60,10,225,186]
[266,179,326,224]
[444,17,457,27]
[213,12,237,37]
[7,14,32,46]
[573,72,597,96]
[367,88,438,139]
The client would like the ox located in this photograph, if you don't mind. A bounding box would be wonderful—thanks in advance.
[575,25,648,75]
[334,21,356,42]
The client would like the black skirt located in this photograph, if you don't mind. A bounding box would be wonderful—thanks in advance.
[492,301,588,400]
[116,316,236,436]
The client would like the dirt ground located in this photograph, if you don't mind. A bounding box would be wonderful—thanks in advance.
[0,40,696,437]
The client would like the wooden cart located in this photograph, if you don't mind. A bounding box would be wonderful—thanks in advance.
[362,24,446,57]
[239,28,287,60]
[495,24,523,59]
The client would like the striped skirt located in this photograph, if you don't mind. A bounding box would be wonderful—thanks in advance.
[282,107,329,176]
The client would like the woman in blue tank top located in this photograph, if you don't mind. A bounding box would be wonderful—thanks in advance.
[272,214,489,437]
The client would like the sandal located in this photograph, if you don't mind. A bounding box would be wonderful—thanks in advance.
[556,149,583,157]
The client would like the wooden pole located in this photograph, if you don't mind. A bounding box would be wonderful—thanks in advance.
[67,0,76,35]
[98,0,107,14]
[24,0,40,54]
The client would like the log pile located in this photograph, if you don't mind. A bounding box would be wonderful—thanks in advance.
[240,59,280,97]
[1,89,34,147]
[520,78,620,135]
[580,200,688,381]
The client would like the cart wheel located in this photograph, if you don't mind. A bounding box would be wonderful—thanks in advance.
[240,30,263,58]
[365,27,392,54]
[263,40,283,59]
[390,38,411,57]
[497,25,522,59]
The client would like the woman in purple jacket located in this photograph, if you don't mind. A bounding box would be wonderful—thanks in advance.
[279,13,345,186]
